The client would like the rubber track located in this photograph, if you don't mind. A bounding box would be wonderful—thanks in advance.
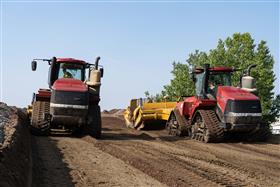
[173,109,190,136]
[31,101,50,130]
[194,110,224,143]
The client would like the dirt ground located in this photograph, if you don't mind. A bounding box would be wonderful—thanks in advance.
[31,111,280,187]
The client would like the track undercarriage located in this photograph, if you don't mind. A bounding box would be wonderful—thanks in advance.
[167,109,270,143]
[30,100,101,138]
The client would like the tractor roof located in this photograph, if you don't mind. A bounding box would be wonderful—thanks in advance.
[195,67,234,73]
[56,58,86,65]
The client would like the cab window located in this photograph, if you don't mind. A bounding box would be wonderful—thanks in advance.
[58,63,84,80]
[208,72,231,87]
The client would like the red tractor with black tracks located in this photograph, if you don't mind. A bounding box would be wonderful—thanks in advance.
[166,64,270,142]
[29,56,104,138]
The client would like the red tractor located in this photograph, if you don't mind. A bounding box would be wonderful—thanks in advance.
[29,56,103,138]
[166,64,270,142]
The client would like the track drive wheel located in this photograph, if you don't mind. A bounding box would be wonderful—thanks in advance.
[167,113,189,137]
[86,105,102,139]
[191,110,224,143]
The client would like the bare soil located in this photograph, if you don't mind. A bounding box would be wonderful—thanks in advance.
[31,111,280,187]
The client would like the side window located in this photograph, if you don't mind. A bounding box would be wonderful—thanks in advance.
[48,66,51,86]
[195,73,204,96]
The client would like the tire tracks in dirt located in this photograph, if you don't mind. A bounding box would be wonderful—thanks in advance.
[141,139,279,187]
[83,136,220,187]
[142,130,280,187]
[31,115,280,187]
[92,116,280,187]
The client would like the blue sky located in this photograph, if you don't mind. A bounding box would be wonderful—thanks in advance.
[1,1,279,109]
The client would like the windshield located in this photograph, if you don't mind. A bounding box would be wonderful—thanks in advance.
[58,63,84,80]
[208,72,232,87]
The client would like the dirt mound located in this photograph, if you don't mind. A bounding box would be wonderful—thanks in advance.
[102,109,125,118]
[102,110,110,114]
[102,109,124,114]
[114,109,125,116]
[0,103,17,144]
[109,109,120,114]
[0,103,31,187]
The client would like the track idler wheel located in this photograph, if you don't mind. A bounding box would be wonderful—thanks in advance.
[167,113,189,137]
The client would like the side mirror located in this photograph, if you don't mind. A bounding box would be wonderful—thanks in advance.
[100,68,104,78]
[31,60,37,71]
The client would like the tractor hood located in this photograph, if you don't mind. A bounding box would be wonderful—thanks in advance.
[217,86,259,101]
[216,86,261,114]
[52,78,87,92]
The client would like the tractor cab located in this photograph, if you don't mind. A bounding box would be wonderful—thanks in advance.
[32,57,87,87]
[32,57,103,89]
[48,58,87,88]
[193,64,233,99]
[207,71,232,98]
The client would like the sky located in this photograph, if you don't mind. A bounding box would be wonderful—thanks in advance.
[0,0,279,110]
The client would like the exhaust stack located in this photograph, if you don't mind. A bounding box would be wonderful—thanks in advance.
[95,56,101,70]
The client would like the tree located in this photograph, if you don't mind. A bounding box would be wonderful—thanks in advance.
[253,41,275,116]
[187,50,208,68]
[144,91,165,102]
[162,62,195,101]
[267,95,280,123]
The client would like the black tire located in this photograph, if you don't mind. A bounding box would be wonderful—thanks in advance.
[86,105,102,139]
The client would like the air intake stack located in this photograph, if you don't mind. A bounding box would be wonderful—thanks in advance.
[241,64,257,93]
